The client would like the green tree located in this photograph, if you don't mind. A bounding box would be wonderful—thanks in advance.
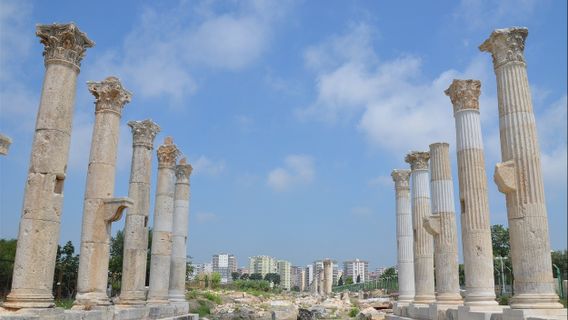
[551,250,568,280]
[345,276,353,285]
[379,267,397,281]
[249,273,263,281]
[108,230,124,295]
[337,275,344,286]
[264,273,280,285]
[231,272,240,281]
[0,239,17,296]
[356,275,361,283]
[240,273,250,280]
[54,241,79,299]
[210,272,221,288]
[146,228,152,286]
[491,224,510,258]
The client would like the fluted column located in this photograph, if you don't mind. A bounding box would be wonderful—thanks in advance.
[391,169,415,304]
[424,143,462,305]
[148,137,180,303]
[3,24,93,309]
[323,259,333,296]
[405,151,435,304]
[75,77,133,307]
[118,120,160,304]
[480,27,562,309]
[445,79,497,306]
[169,158,193,301]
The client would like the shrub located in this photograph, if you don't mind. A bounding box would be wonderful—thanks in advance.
[349,307,360,318]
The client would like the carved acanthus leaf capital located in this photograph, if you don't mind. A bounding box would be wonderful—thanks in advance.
[0,133,12,156]
[157,137,180,167]
[175,158,193,181]
[479,27,528,69]
[128,119,161,148]
[36,23,94,71]
[391,169,411,190]
[88,77,132,114]
[445,79,481,113]
[405,151,430,171]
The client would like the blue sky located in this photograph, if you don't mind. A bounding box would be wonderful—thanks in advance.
[0,0,566,271]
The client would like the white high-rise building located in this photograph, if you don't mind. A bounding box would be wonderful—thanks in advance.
[213,253,237,284]
[306,264,314,287]
[343,259,369,283]
[277,260,291,290]
[248,256,277,277]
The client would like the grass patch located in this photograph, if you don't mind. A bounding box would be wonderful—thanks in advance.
[203,292,222,304]
[55,298,74,309]
[349,307,360,318]
[194,300,211,317]
[186,289,199,300]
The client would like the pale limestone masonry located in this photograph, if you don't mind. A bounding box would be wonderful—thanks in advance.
[424,143,462,306]
[445,79,498,307]
[405,151,435,304]
[119,120,161,305]
[0,134,12,155]
[75,77,133,307]
[3,23,94,309]
[169,158,193,301]
[322,259,333,296]
[480,27,563,310]
[391,169,415,304]
[148,137,180,303]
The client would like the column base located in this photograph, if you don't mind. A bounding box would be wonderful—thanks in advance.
[458,304,509,320]
[464,290,498,306]
[117,291,147,305]
[2,292,55,309]
[429,302,462,320]
[73,292,112,308]
[502,307,567,320]
[408,303,431,320]
[509,293,564,309]
[393,301,411,316]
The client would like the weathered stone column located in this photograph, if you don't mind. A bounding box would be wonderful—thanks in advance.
[3,23,93,309]
[148,137,180,303]
[300,269,306,292]
[445,79,497,306]
[323,259,333,296]
[118,120,161,305]
[405,151,435,304]
[74,77,133,307]
[424,143,462,305]
[480,27,562,309]
[0,134,12,156]
[391,169,415,304]
[169,158,193,301]
[318,271,324,295]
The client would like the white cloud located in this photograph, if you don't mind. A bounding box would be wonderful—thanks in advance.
[267,154,315,191]
[195,211,219,223]
[191,155,225,176]
[452,0,541,31]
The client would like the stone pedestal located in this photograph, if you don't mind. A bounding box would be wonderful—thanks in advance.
[322,259,333,296]
[480,27,563,309]
[391,169,415,304]
[424,143,463,306]
[445,79,498,306]
[0,134,12,155]
[75,77,133,307]
[147,138,180,303]
[405,151,435,304]
[168,159,193,301]
[119,120,161,305]
[3,23,94,310]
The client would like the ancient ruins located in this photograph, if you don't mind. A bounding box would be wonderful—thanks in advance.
[0,20,566,320]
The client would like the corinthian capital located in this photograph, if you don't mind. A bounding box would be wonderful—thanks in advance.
[405,151,430,171]
[88,76,132,115]
[445,79,481,113]
[36,23,94,71]
[128,119,161,149]
[479,27,528,69]
[157,137,180,168]
[391,169,411,190]
[175,158,193,181]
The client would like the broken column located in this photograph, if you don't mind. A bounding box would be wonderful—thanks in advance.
[74,77,133,307]
[480,27,563,309]
[445,79,498,306]
[391,169,415,304]
[323,259,333,296]
[405,151,435,304]
[169,158,193,301]
[424,143,462,305]
[3,23,94,309]
[118,120,161,305]
[148,137,180,303]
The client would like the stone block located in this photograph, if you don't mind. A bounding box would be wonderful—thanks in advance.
[457,305,508,320]
[502,308,567,320]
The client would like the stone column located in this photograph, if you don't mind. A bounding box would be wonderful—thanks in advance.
[445,79,497,306]
[318,271,324,295]
[3,23,93,309]
[424,143,462,305]
[480,27,562,309]
[300,269,306,292]
[118,120,161,305]
[391,169,415,304]
[148,137,180,303]
[0,134,12,155]
[323,259,333,296]
[169,158,193,301]
[74,77,133,307]
[405,151,435,304]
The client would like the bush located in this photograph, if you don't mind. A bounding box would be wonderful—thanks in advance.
[203,292,222,304]
[498,295,509,305]
[194,300,211,316]
[55,299,74,309]
[349,307,360,317]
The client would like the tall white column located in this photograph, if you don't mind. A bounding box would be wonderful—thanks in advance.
[169,158,193,301]
[391,169,415,304]
[424,142,462,305]
[323,259,333,296]
[405,151,435,304]
[148,137,180,303]
[3,24,93,309]
[480,27,562,309]
[119,120,160,305]
[75,77,133,307]
[445,79,498,306]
